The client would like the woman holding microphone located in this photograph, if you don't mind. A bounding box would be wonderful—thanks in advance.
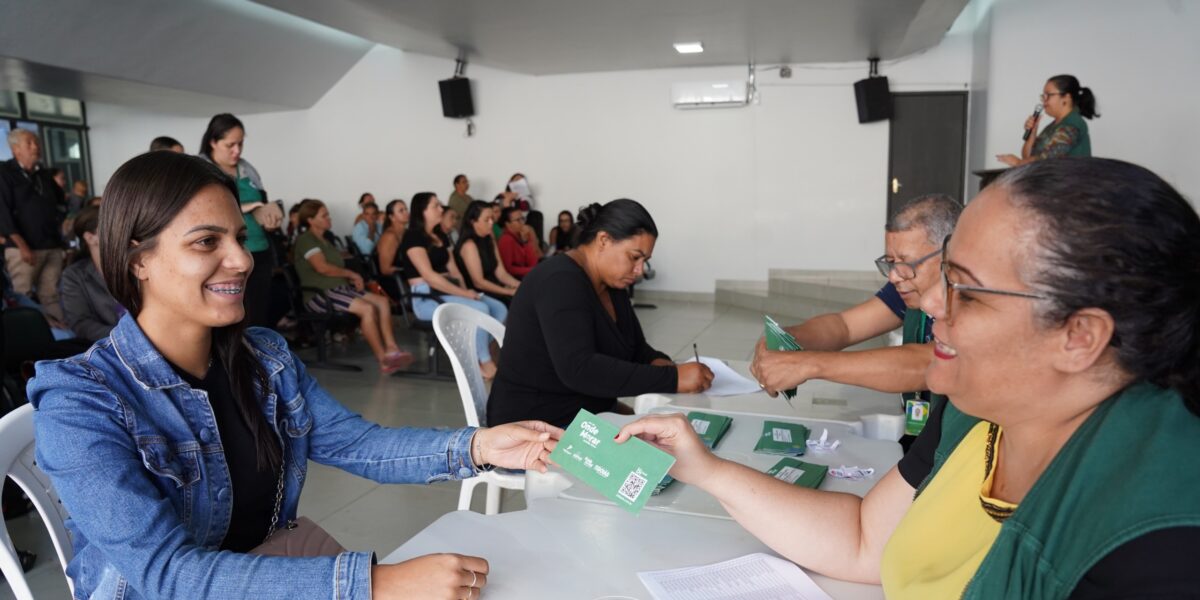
[998,74,1098,166]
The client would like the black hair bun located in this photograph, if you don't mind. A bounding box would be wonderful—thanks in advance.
[576,203,603,230]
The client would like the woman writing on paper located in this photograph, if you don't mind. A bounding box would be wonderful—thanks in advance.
[29,152,562,600]
[619,158,1200,597]
[488,199,714,428]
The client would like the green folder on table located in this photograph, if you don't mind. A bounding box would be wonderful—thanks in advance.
[753,420,811,456]
[653,411,734,495]
[764,315,803,401]
[765,458,828,489]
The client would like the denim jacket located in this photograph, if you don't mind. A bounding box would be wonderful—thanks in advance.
[29,314,480,599]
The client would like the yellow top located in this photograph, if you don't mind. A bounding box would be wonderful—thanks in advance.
[880,421,1017,598]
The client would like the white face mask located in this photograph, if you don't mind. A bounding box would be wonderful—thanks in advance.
[509,178,531,199]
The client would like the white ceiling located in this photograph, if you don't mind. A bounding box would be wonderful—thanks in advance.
[252,0,970,75]
[0,0,967,114]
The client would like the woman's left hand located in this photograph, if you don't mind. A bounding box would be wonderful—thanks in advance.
[471,421,563,472]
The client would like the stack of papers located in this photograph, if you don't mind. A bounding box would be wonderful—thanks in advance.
[653,412,734,495]
[753,420,811,456]
[765,458,829,489]
[638,552,833,600]
[764,316,804,401]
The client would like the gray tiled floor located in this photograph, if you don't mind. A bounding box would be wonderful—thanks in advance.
[1,300,799,599]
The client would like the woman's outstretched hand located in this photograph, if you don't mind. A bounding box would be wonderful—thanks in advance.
[471,421,563,472]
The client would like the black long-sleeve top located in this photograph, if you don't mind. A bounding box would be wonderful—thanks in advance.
[487,254,677,428]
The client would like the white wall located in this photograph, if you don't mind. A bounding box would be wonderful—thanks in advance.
[88,34,972,293]
[980,0,1200,200]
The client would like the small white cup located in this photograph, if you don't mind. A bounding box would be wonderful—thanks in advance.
[861,413,905,441]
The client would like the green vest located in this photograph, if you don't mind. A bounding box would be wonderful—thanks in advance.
[901,309,945,435]
[1033,108,1091,158]
[236,175,269,253]
[917,382,1200,598]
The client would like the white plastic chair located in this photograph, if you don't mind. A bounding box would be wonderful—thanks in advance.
[0,403,74,599]
[431,303,525,515]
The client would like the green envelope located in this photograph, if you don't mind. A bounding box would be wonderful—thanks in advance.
[753,420,811,456]
[549,409,676,514]
[765,458,828,489]
[764,315,803,400]
[653,411,734,495]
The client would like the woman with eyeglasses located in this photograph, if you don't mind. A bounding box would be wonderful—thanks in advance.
[497,206,541,279]
[621,158,1200,598]
[997,74,1098,167]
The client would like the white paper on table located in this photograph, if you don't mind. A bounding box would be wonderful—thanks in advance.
[638,552,833,600]
[684,356,764,396]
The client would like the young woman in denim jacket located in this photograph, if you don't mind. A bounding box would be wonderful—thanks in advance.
[29,151,562,600]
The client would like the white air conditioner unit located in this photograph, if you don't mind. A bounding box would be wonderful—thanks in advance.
[671,81,749,109]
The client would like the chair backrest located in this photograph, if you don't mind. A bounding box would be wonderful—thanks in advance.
[0,404,73,599]
[432,303,505,427]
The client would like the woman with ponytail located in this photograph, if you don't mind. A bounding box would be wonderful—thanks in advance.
[620,158,1200,598]
[998,74,1098,166]
[28,152,562,600]
[488,199,713,428]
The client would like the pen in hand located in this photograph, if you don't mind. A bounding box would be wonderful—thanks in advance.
[693,343,700,365]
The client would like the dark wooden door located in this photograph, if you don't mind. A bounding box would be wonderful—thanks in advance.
[887,92,968,218]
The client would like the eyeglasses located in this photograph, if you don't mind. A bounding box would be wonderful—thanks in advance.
[939,235,1048,321]
[875,248,941,280]
[1039,92,1067,100]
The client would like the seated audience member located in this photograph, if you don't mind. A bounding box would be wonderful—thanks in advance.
[376,199,409,278]
[149,136,184,153]
[294,199,412,373]
[548,210,577,254]
[488,199,714,428]
[30,151,561,600]
[455,200,520,304]
[448,174,472,218]
[60,206,122,342]
[497,207,541,279]
[352,193,376,226]
[490,197,504,239]
[441,205,460,246]
[505,172,545,244]
[619,158,1200,597]
[351,202,384,255]
[65,179,89,219]
[401,193,507,378]
[751,194,961,442]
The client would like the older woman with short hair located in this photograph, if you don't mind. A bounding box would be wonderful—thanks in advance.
[620,157,1200,598]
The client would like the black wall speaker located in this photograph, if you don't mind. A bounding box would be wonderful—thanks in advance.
[853,76,892,123]
[438,77,474,118]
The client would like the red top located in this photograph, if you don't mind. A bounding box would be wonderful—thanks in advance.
[498,229,539,277]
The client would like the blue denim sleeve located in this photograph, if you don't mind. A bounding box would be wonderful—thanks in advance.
[29,359,375,599]
[351,220,376,255]
[290,348,480,483]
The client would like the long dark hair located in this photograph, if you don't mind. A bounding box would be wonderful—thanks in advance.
[998,157,1199,414]
[407,192,438,244]
[575,198,658,247]
[101,151,281,470]
[1047,74,1099,119]
[199,113,245,158]
[384,199,407,233]
[456,200,494,252]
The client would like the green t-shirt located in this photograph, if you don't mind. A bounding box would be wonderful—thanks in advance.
[293,231,346,303]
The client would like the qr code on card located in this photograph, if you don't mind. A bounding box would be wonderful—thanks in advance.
[618,471,648,503]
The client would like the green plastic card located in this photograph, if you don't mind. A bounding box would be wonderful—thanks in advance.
[764,316,803,400]
[549,409,676,514]
[753,420,811,456]
[765,458,828,489]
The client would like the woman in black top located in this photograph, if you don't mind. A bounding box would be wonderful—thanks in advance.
[548,210,577,254]
[402,192,508,378]
[488,199,714,428]
[455,200,521,304]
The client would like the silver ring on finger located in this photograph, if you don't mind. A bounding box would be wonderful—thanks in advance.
[470,571,478,588]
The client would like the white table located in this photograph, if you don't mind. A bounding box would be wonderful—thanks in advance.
[382,497,884,600]
[544,409,901,520]
[626,360,905,440]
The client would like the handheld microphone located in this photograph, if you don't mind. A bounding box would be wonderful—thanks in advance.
[1022,105,1043,141]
